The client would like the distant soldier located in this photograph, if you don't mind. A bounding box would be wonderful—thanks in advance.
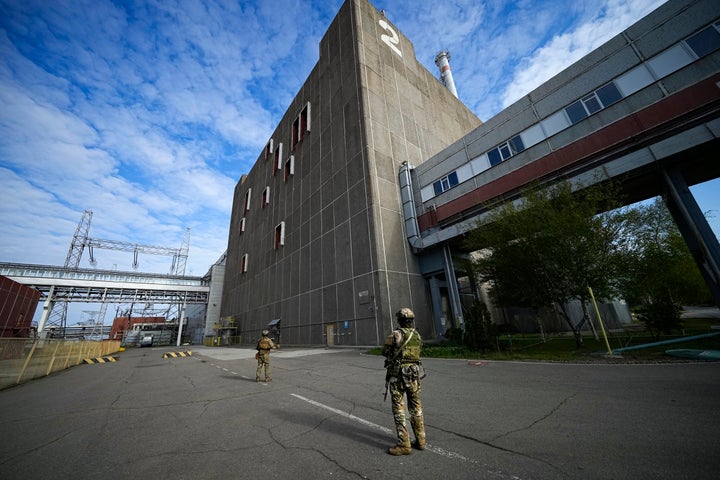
[256,329,278,382]
[382,308,426,455]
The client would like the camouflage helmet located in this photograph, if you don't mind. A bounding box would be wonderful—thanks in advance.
[396,308,415,320]
[262,329,269,336]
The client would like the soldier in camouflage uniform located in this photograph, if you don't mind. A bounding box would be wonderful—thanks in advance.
[382,308,426,456]
[256,329,277,382]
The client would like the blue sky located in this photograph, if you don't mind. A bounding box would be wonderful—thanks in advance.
[1,0,718,279]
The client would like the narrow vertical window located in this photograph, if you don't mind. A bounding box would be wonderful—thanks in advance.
[244,188,252,212]
[284,155,295,182]
[300,102,310,136]
[292,102,311,150]
[292,118,299,149]
[274,221,285,249]
[274,143,283,175]
[262,187,270,208]
[241,254,249,273]
[265,139,274,161]
[239,217,246,234]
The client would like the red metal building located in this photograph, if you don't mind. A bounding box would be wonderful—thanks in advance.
[0,275,40,338]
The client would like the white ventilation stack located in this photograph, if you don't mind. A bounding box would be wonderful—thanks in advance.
[434,50,458,98]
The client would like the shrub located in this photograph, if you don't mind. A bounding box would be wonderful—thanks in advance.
[635,295,682,338]
[462,300,499,352]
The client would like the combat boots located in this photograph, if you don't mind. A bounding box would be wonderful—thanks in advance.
[410,416,426,450]
[388,443,412,456]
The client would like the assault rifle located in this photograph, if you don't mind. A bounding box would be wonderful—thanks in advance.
[383,357,399,402]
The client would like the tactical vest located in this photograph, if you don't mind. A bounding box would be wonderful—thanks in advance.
[257,338,272,350]
[398,327,421,363]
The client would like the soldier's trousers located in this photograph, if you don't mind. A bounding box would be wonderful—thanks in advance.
[389,374,425,447]
[256,352,271,380]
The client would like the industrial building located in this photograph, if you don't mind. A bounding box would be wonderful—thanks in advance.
[222,0,720,346]
[0,275,39,338]
[221,0,480,346]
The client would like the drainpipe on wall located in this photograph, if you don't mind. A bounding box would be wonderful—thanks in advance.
[399,161,423,250]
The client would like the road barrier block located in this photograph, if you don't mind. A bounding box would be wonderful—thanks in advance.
[162,351,193,359]
[82,356,118,364]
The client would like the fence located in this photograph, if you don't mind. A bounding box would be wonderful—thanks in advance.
[0,338,121,390]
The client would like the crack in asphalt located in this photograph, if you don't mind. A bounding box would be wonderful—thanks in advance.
[492,392,577,442]
[429,393,577,478]
[0,430,76,466]
[267,416,369,479]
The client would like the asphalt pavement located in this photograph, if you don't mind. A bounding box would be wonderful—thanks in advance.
[1,345,719,479]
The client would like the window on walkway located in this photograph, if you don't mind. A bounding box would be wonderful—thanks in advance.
[433,171,459,195]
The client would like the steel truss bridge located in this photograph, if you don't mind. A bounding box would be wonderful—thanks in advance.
[0,262,209,333]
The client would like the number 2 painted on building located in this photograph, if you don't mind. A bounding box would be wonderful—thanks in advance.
[379,19,402,57]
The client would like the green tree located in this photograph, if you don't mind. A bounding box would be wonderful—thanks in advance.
[465,180,624,347]
[614,198,712,337]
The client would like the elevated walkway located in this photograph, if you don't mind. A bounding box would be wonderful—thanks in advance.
[0,262,209,304]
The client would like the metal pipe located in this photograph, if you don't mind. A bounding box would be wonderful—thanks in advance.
[398,161,423,250]
[588,286,613,356]
[613,332,720,353]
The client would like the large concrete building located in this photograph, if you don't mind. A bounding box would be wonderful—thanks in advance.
[221,0,480,346]
[222,0,720,346]
[402,0,720,330]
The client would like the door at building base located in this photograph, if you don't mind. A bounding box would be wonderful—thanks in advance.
[326,324,334,346]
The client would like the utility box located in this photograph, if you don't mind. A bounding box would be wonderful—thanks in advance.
[267,319,281,344]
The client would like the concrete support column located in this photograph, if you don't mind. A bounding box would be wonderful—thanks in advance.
[37,285,54,333]
[176,297,187,347]
[661,166,720,306]
[442,245,464,330]
[428,276,445,338]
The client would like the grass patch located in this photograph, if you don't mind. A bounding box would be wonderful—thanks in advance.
[369,317,720,363]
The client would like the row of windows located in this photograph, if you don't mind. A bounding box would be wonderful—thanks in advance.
[237,104,311,274]
[239,221,285,274]
[565,82,623,124]
[239,217,285,246]
[433,171,458,195]
[264,102,311,176]
[423,19,720,201]
[488,135,525,167]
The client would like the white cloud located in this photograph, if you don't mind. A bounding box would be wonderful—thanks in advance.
[2,0,714,293]
[500,0,668,108]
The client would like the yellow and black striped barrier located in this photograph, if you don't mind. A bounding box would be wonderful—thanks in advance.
[82,356,118,364]
[162,351,193,359]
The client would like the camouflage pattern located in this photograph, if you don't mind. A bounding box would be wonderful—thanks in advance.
[389,363,425,448]
[256,335,276,381]
[398,327,421,363]
[384,326,426,450]
[396,307,415,319]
